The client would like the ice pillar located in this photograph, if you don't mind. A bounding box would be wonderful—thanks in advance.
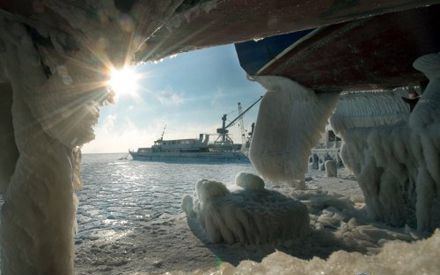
[250,76,338,188]
[0,20,103,274]
[330,53,440,231]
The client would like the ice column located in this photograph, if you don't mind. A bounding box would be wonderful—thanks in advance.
[0,20,102,274]
[250,76,339,188]
[330,53,440,231]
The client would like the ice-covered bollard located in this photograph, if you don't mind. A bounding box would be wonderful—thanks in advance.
[325,160,337,177]
[183,175,310,245]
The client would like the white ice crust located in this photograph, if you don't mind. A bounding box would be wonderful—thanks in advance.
[0,1,184,273]
[331,53,440,231]
[183,174,310,244]
[202,229,440,275]
[250,76,339,188]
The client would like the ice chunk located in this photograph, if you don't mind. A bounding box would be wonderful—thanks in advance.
[181,195,195,217]
[184,177,309,244]
[235,172,265,191]
[196,179,230,204]
[250,76,339,189]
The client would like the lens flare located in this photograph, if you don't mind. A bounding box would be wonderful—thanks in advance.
[108,67,139,97]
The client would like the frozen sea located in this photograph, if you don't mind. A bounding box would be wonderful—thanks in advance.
[76,153,256,244]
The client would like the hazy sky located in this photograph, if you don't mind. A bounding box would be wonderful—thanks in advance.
[83,44,265,153]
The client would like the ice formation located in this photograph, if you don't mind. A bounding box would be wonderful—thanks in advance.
[0,19,108,274]
[0,0,438,272]
[183,174,310,244]
[330,53,440,231]
[250,76,339,188]
[200,229,440,275]
[0,1,184,273]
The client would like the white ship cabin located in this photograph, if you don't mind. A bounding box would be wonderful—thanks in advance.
[152,134,209,152]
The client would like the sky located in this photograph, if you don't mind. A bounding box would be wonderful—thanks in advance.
[82,44,265,153]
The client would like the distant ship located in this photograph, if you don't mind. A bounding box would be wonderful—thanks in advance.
[129,97,262,163]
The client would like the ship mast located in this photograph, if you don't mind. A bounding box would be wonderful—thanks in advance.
[159,124,166,141]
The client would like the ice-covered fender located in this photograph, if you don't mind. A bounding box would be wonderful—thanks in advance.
[249,76,338,188]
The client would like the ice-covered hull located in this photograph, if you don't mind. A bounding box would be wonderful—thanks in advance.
[129,151,249,164]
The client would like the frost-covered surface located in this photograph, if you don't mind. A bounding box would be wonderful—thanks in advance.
[330,53,440,231]
[203,229,440,275]
[250,76,339,188]
[70,158,435,274]
[183,174,309,244]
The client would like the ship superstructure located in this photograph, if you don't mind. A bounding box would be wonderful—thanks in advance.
[129,97,262,163]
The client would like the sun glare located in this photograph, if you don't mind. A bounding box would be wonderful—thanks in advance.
[109,67,139,97]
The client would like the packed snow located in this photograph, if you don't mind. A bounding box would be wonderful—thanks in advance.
[202,229,440,275]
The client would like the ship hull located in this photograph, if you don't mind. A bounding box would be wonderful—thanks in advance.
[129,151,249,164]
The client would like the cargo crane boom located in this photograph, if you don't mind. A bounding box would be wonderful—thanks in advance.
[215,96,263,144]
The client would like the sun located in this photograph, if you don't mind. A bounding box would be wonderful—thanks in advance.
[108,67,139,97]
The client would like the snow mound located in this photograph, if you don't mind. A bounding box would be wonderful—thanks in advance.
[205,229,440,275]
[250,76,339,189]
[183,176,310,244]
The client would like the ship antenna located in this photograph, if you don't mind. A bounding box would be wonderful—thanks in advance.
[160,124,166,141]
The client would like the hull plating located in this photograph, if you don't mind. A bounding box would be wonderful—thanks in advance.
[129,151,249,164]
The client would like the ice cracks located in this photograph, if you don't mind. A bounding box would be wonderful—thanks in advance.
[182,173,310,245]
[249,76,339,189]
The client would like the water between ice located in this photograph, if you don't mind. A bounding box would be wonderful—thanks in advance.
[76,153,256,243]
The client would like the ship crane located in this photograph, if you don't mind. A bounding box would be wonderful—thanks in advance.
[215,96,263,145]
[237,102,247,145]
